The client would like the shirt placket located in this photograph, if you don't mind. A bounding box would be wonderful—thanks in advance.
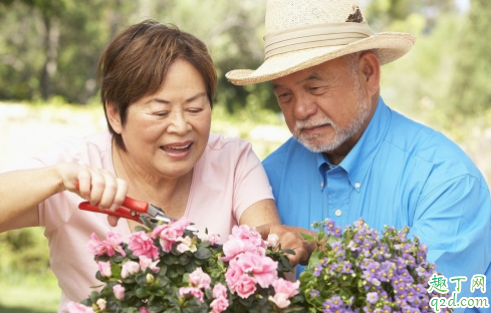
[326,168,351,226]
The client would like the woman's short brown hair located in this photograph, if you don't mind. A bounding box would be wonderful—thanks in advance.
[98,19,217,149]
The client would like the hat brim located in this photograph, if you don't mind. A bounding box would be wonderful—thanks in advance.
[226,32,416,86]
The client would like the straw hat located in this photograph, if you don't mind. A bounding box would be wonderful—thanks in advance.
[226,0,416,85]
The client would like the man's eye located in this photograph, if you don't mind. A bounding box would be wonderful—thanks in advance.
[278,93,292,100]
[154,111,169,116]
[310,87,326,95]
[188,108,203,113]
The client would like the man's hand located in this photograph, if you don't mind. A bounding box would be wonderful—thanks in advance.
[255,223,317,267]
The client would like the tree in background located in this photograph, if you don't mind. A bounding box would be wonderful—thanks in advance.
[448,0,491,116]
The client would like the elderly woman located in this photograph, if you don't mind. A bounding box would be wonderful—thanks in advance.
[0,20,281,312]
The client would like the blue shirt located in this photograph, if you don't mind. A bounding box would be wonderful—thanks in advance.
[263,97,491,309]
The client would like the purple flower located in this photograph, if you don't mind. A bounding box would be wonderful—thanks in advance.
[366,292,379,304]
[310,289,320,298]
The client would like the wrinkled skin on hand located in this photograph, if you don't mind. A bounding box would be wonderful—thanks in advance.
[255,223,317,267]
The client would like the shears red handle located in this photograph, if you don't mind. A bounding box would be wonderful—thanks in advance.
[78,197,150,223]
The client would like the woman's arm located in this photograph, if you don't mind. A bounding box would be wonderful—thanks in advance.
[0,163,128,232]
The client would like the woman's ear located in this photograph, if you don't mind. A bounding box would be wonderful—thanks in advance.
[358,51,380,97]
[105,102,123,134]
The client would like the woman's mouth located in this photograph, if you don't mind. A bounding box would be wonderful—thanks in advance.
[160,142,193,158]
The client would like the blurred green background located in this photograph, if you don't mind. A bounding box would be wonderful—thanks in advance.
[1,0,490,311]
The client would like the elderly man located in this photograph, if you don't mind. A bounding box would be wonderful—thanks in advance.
[227,0,491,309]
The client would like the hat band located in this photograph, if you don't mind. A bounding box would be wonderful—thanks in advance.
[264,22,373,59]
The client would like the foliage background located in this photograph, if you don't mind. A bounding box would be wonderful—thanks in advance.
[0,0,490,311]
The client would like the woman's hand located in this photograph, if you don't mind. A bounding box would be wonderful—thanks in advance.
[255,223,317,267]
[56,163,128,226]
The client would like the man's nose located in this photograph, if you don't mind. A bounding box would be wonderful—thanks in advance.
[293,94,317,120]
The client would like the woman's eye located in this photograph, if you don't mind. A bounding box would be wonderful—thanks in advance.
[154,111,169,116]
[188,108,203,113]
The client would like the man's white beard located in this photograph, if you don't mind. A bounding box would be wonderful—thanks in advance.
[293,80,371,153]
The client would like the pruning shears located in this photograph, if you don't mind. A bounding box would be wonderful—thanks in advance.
[78,190,198,232]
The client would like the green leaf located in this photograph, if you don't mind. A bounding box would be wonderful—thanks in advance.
[194,247,211,260]
[135,287,150,298]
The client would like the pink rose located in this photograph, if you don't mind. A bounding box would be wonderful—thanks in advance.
[224,259,244,290]
[201,233,221,245]
[210,297,229,313]
[113,284,125,300]
[221,238,264,262]
[86,232,126,257]
[121,260,140,278]
[67,302,95,313]
[272,278,300,298]
[177,243,190,253]
[267,234,279,247]
[139,255,160,273]
[179,287,204,303]
[106,232,126,256]
[97,261,112,278]
[189,267,211,289]
[128,231,159,260]
[236,253,278,288]
[152,225,178,252]
[212,283,228,299]
[233,225,266,249]
[269,293,291,309]
[169,218,191,236]
[234,274,257,299]
[138,307,149,313]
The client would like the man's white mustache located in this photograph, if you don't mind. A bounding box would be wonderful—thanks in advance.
[294,119,333,134]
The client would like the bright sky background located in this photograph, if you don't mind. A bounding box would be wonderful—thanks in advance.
[360,0,470,12]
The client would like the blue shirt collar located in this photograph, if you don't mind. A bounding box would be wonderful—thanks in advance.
[317,97,391,190]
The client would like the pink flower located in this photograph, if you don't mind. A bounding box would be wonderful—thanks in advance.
[152,224,179,252]
[139,255,160,273]
[113,284,125,300]
[138,307,149,313]
[200,233,221,245]
[189,267,211,289]
[269,293,291,309]
[224,259,244,290]
[212,283,228,299]
[234,274,257,299]
[210,297,229,313]
[86,232,126,257]
[177,243,190,253]
[128,231,159,260]
[236,253,278,288]
[179,286,204,303]
[67,302,95,313]
[121,260,140,278]
[272,278,300,298]
[106,232,126,256]
[221,237,264,262]
[152,218,191,252]
[267,234,279,247]
[97,261,112,278]
[233,225,266,249]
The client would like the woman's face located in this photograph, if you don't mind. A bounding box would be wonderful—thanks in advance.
[112,58,212,179]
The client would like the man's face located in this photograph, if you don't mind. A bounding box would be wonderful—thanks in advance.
[272,55,375,159]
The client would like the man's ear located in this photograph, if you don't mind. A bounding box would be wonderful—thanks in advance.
[358,50,380,97]
[105,102,122,134]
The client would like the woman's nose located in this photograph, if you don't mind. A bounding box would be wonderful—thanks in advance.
[167,112,189,134]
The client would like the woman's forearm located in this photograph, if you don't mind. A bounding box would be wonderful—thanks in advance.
[0,166,63,232]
